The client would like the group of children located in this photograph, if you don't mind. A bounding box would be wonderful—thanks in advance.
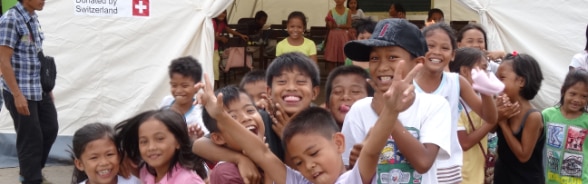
[68,16,588,184]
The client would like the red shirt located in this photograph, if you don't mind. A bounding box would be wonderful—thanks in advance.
[213,19,227,50]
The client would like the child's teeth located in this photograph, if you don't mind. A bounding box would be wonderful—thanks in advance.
[380,76,391,81]
[98,169,110,176]
[430,59,441,63]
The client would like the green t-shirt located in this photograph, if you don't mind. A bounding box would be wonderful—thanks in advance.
[543,107,588,184]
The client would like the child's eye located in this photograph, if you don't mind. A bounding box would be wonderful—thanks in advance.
[276,80,286,85]
[369,56,379,61]
[442,47,451,51]
[352,90,361,94]
[388,56,398,61]
[139,140,147,145]
[310,150,319,156]
[247,109,256,114]
[230,114,238,120]
[294,161,302,166]
[89,156,98,160]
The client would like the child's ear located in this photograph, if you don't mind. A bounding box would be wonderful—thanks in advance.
[210,133,226,145]
[332,132,346,154]
[311,86,320,100]
[517,76,526,88]
[74,159,84,171]
[459,66,471,78]
[414,56,426,64]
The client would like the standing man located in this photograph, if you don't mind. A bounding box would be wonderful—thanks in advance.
[0,0,58,183]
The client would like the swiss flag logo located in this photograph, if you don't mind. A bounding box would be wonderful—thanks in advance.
[132,0,149,17]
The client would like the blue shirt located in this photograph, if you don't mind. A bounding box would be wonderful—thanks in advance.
[0,2,44,101]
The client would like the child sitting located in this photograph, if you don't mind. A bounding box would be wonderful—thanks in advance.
[275,11,317,63]
[324,65,372,129]
[201,86,266,184]
[159,56,208,138]
[71,123,141,184]
[115,110,207,184]
[239,70,268,110]
[197,66,426,183]
[341,19,452,183]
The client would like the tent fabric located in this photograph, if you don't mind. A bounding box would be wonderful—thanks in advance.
[457,0,588,109]
[0,0,232,167]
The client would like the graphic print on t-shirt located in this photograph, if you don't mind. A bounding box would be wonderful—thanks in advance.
[546,123,586,183]
[547,124,565,148]
[377,127,422,184]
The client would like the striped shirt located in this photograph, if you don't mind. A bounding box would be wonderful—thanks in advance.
[0,2,44,101]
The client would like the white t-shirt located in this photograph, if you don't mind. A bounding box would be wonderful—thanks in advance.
[79,175,141,184]
[569,51,588,70]
[285,160,375,184]
[351,9,365,20]
[160,95,209,135]
[413,72,463,169]
[341,94,452,184]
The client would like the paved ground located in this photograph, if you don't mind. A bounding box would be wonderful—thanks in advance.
[0,165,73,184]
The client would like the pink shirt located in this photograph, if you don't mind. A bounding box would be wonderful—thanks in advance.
[140,164,205,184]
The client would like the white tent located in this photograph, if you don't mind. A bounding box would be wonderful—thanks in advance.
[0,0,232,167]
[0,0,587,167]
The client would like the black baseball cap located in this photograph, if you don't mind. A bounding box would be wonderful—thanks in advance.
[344,18,428,62]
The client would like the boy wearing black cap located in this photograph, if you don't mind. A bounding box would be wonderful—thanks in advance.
[341,18,453,183]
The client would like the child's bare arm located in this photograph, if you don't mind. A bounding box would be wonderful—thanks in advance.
[359,61,421,183]
[198,74,288,184]
[459,76,498,125]
[192,137,262,184]
[390,124,440,173]
[498,112,543,162]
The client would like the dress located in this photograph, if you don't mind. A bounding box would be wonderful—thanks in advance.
[341,94,452,184]
[140,164,205,184]
[569,51,588,71]
[0,3,58,183]
[543,107,588,184]
[413,72,463,183]
[275,37,317,57]
[494,109,545,183]
[160,95,209,135]
[324,8,350,63]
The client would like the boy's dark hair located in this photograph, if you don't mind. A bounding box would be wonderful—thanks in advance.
[168,56,203,83]
[422,22,458,50]
[427,8,444,21]
[266,52,320,87]
[325,65,374,104]
[114,109,207,179]
[449,47,485,73]
[352,18,377,37]
[287,11,308,28]
[391,3,406,13]
[239,70,266,89]
[502,53,543,100]
[282,107,339,149]
[558,69,588,112]
[255,11,268,21]
[457,23,488,50]
[202,85,252,133]
[71,123,117,184]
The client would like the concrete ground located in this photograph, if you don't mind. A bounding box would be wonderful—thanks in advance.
[0,165,72,184]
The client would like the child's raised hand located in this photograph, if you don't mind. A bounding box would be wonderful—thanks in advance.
[382,61,422,113]
[270,103,291,138]
[196,74,225,119]
[187,124,205,142]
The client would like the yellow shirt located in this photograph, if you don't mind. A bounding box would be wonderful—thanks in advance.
[275,37,317,57]
[458,109,487,184]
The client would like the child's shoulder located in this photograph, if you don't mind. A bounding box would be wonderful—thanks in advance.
[209,162,244,184]
[117,175,141,184]
[159,95,175,108]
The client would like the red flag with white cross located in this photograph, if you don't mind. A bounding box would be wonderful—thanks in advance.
[132,0,149,16]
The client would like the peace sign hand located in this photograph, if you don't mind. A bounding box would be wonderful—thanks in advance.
[195,74,226,119]
[382,60,422,113]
